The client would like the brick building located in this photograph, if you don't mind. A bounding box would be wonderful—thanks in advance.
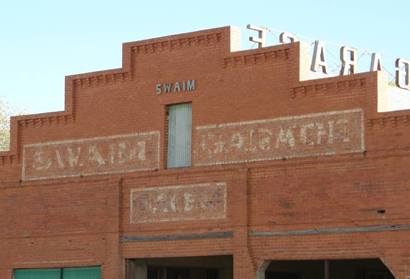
[1,26,409,279]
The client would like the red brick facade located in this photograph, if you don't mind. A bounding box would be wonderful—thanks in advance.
[1,26,410,278]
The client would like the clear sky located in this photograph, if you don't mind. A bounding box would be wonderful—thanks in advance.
[1,0,410,114]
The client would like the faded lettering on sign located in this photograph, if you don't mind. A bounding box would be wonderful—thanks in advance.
[193,109,364,166]
[23,132,160,180]
[130,182,226,223]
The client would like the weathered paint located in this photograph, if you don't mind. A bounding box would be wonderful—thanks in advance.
[22,132,160,180]
[130,182,226,223]
[193,109,364,166]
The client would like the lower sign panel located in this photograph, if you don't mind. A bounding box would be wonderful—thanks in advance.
[130,182,227,223]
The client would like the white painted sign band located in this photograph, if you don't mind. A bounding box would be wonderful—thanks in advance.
[22,131,160,181]
[193,109,364,166]
[130,182,227,223]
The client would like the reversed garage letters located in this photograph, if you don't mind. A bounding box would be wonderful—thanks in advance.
[194,109,364,166]
[130,182,227,223]
[23,132,160,180]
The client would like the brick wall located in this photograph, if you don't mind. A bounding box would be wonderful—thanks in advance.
[1,26,410,279]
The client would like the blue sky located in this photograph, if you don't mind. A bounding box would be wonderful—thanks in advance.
[1,0,409,113]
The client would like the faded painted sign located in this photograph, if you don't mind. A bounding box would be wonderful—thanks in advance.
[130,182,226,223]
[23,132,160,180]
[193,109,364,166]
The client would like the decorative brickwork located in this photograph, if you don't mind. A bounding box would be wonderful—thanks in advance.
[131,33,223,55]
[72,71,132,89]
[224,48,290,68]
[367,115,410,128]
[289,78,367,99]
